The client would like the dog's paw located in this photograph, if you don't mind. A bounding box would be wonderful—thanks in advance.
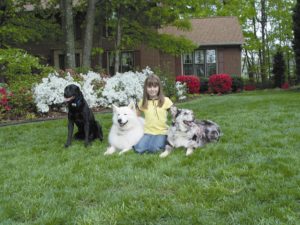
[104,151,114,155]
[64,143,70,148]
[159,151,170,158]
[186,149,194,156]
[104,150,114,155]
[104,146,116,155]
[118,149,131,155]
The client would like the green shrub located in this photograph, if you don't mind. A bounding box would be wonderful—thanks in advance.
[200,77,209,93]
[0,48,41,77]
[0,48,55,119]
[272,50,286,88]
[152,67,177,100]
[230,74,244,92]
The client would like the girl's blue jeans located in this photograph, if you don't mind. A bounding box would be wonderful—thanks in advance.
[134,134,167,154]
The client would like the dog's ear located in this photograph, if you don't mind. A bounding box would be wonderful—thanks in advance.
[128,101,136,111]
[74,85,82,97]
[78,87,83,96]
[170,105,178,117]
[112,104,119,113]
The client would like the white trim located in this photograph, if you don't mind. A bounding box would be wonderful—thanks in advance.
[180,55,183,74]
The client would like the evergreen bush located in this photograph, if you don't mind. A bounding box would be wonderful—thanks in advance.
[272,50,286,88]
[199,77,209,93]
[230,74,244,92]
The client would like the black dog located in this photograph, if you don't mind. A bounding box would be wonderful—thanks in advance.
[64,84,103,147]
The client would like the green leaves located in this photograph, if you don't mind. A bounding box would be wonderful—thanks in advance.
[149,33,196,56]
[0,0,60,47]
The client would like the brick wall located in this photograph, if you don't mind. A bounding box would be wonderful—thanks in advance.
[217,46,242,76]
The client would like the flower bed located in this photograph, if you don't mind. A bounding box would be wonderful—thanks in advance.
[244,84,256,91]
[176,75,200,94]
[0,85,12,116]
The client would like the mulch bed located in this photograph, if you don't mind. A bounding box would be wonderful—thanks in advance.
[0,108,112,127]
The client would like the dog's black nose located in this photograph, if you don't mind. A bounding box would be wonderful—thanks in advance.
[118,119,122,123]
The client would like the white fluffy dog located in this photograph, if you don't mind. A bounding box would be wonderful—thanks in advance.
[104,102,144,155]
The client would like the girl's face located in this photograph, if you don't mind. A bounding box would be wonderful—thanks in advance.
[146,84,159,99]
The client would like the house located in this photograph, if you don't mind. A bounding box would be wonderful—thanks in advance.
[158,17,244,77]
[101,16,244,77]
[21,16,244,77]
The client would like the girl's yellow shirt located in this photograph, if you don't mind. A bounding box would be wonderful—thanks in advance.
[138,97,173,135]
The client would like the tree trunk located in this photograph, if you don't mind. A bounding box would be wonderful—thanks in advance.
[82,0,97,68]
[287,49,290,83]
[60,0,76,69]
[245,49,255,82]
[260,0,267,85]
[293,0,300,84]
[114,17,121,74]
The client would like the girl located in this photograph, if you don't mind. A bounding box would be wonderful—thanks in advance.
[134,74,173,153]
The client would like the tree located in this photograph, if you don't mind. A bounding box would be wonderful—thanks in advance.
[60,0,76,69]
[269,0,295,82]
[272,49,286,88]
[0,0,60,48]
[82,0,97,68]
[293,0,300,84]
[102,0,196,73]
[258,0,268,85]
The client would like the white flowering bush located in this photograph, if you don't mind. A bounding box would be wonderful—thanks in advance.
[32,73,76,112]
[32,71,104,113]
[99,67,152,107]
[80,71,106,108]
[32,66,188,113]
[175,81,187,100]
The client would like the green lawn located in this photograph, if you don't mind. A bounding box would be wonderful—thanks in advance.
[0,90,299,225]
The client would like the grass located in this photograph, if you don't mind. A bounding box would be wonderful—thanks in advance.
[0,89,299,225]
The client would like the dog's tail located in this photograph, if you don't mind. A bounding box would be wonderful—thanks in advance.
[95,121,104,141]
[199,119,222,142]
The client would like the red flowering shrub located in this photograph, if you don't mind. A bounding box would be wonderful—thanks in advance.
[208,74,232,94]
[176,75,200,94]
[0,86,12,119]
[281,82,289,89]
[244,84,256,91]
[9,87,36,118]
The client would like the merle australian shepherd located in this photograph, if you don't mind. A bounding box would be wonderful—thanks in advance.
[160,106,221,157]
[64,84,103,147]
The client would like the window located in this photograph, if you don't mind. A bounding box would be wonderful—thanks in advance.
[182,49,217,77]
[183,53,193,75]
[108,51,134,75]
[121,52,134,72]
[194,50,205,77]
[54,50,82,69]
[206,50,216,76]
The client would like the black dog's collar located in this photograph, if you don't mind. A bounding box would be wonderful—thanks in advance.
[71,97,82,107]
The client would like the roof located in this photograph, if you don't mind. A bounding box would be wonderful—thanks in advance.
[159,17,244,46]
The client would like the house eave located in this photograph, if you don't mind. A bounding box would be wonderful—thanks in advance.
[196,43,243,47]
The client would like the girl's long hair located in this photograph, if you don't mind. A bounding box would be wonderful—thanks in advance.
[141,74,165,109]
